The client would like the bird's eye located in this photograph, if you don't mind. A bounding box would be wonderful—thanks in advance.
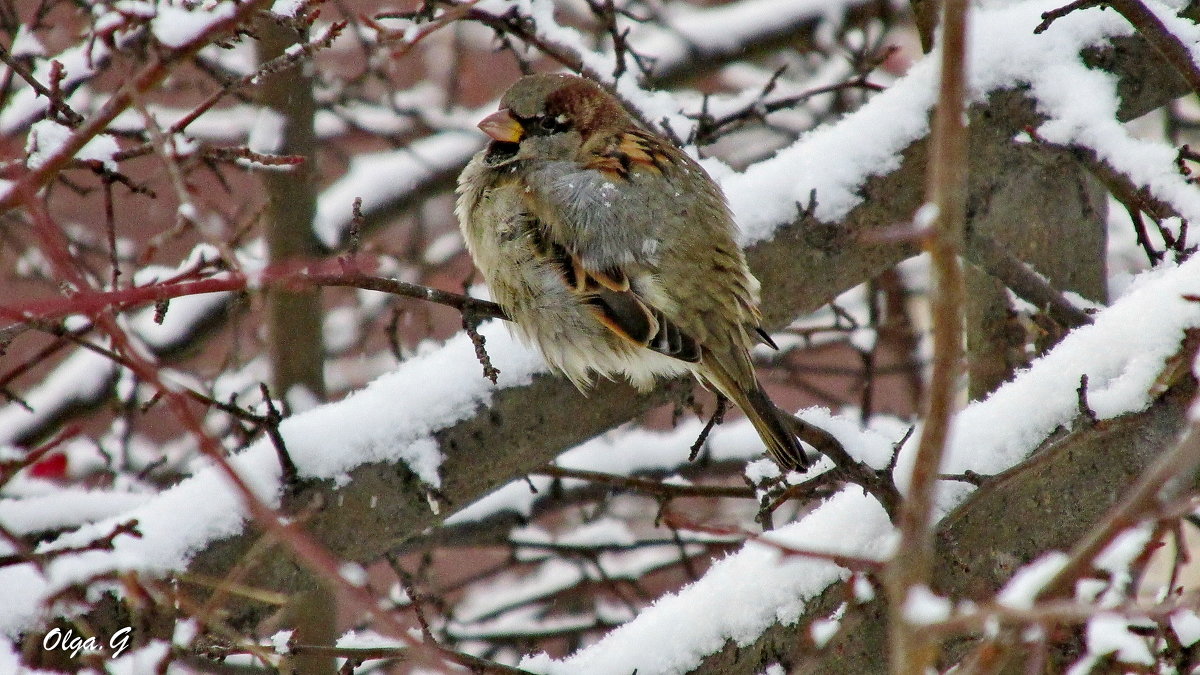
[536,114,570,134]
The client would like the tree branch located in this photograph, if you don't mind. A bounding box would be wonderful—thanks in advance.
[54,9,1200,643]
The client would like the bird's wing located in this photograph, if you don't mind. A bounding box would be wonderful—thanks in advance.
[525,223,701,363]
[523,128,750,365]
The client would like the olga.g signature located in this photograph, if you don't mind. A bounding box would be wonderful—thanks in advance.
[42,626,132,659]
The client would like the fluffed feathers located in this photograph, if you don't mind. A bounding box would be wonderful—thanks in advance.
[455,73,810,470]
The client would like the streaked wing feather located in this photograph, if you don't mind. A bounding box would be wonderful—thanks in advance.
[530,218,700,362]
[587,289,658,346]
[651,308,701,362]
[755,327,778,350]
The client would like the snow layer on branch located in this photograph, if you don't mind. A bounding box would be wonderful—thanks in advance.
[521,488,893,674]
[0,41,108,134]
[1086,613,1155,665]
[0,487,149,536]
[0,322,547,636]
[723,0,1191,246]
[0,348,117,447]
[520,259,1200,673]
[657,0,849,57]
[446,406,897,526]
[25,120,120,172]
[918,257,1200,511]
[313,131,482,248]
[144,0,240,48]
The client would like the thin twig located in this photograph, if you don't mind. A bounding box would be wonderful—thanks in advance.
[0,43,84,126]
[535,465,755,500]
[1036,416,1200,601]
[887,0,971,671]
[688,396,727,462]
[965,232,1093,329]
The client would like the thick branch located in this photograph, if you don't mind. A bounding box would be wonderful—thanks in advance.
[695,377,1196,674]
[97,19,1195,635]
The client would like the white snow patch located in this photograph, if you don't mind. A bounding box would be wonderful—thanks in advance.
[901,585,951,625]
[151,0,240,48]
[1171,610,1200,647]
[248,107,288,155]
[1086,613,1154,665]
[11,25,46,57]
[997,552,1068,610]
[26,120,120,171]
[315,132,482,248]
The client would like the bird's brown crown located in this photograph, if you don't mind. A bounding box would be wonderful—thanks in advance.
[501,74,630,139]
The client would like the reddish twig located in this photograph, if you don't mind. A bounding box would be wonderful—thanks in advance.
[886,0,971,671]
[0,0,274,212]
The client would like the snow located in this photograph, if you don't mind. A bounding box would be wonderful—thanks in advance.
[0,41,108,134]
[1085,613,1154,665]
[10,25,46,58]
[151,0,240,48]
[809,602,845,647]
[521,253,1200,673]
[1075,578,1107,604]
[110,104,257,141]
[853,575,875,603]
[314,131,482,248]
[336,628,408,650]
[902,585,951,625]
[1094,525,1152,574]
[247,107,287,155]
[996,552,1068,610]
[742,458,781,485]
[0,348,117,447]
[423,231,465,266]
[666,0,846,55]
[0,641,24,673]
[557,518,636,547]
[1171,610,1200,647]
[269,630,292,654]
[271,0,304,17]
[809,617,839,647]
[0,322,547,636]
[0,488,149,535]
[339,562,367,587]
[25,120,120,172]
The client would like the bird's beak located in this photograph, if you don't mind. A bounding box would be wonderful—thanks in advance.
[478,109,524,143]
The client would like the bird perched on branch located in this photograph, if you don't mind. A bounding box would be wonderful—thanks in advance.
[455,73,809,471]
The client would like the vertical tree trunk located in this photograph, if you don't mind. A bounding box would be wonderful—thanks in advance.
[255,17,334,675]
[257,18,326,405]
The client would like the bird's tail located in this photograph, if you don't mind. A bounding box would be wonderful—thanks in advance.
[701,360,810,471]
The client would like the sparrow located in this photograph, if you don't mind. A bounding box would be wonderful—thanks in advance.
[455,73,809,471]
